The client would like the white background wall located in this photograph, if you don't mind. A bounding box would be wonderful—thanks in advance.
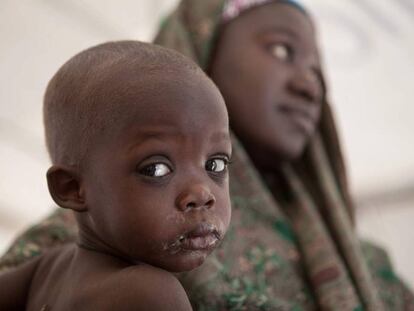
[1,0,413,286]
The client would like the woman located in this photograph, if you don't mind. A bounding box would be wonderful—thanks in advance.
[1,0,412,310]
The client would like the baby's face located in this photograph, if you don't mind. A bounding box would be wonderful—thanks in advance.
[82,69,231,272]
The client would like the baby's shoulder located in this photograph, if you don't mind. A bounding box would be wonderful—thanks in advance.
[0,254,42,311]
[98,264,192,311]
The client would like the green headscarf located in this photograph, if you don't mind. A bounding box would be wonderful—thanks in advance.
[1,1,413,310]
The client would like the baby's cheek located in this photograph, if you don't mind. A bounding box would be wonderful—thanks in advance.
[213,203,232,236]
[154,212,187,246]
[222,205,232,234]
[166,212,186,226]
[218,191,232,225]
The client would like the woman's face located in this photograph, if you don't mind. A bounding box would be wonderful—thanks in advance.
[210,2,324,169]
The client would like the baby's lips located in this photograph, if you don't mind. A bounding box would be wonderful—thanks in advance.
[182,234,218,251]
[186,222,220,239]
[164,222,222,254]
[178,222,221,251]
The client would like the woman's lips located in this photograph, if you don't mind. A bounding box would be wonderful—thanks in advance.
[277,104,317,135]
[165,223,221,254]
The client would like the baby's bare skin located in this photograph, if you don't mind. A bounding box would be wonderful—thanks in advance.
[0,41,231,310]
[2,244,188,311]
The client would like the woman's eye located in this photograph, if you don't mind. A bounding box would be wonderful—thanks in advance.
[205,158,228,173]
[139,163,171,177]
[270,43,292,62]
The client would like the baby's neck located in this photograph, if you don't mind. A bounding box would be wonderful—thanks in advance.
[76,219,134,265]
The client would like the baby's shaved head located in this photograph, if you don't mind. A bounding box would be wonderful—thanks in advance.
[44,41,204,168]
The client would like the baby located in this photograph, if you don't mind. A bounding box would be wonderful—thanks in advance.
[0,41,232,310]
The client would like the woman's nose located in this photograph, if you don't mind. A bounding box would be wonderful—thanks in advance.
[175,184,216,211]
[287,67,321,103]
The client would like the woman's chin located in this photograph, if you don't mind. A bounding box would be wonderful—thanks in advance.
[275,135,311,163]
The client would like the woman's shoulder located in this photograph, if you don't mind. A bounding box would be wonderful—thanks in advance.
[361,240,414,310]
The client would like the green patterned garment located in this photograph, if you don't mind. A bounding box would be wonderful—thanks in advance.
[1,1,413,310]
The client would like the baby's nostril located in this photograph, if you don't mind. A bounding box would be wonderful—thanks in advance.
[187,202,196,209]
[205,199,215,207]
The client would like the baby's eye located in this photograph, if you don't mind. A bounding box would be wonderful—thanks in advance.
[270,43,293,62]
[139,163,172,177]
[205,158,229,173]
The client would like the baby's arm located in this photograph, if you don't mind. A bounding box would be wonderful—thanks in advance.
[0,256,40,310]
[100,264,192,311]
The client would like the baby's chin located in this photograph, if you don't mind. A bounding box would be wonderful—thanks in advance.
[164,249,212,273]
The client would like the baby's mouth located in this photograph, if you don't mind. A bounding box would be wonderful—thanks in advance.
[165,223,221,254]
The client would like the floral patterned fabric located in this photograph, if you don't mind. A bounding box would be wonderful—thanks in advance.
[1,1,413,310]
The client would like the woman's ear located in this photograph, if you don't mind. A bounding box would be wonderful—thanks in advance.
[46,165,87,212]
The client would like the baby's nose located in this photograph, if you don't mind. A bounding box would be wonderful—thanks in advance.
[175,184,216,211]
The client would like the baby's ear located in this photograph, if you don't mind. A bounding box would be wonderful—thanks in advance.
[46,165,87,212]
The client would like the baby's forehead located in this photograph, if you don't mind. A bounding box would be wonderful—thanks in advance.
[95,60,210,102]
[89,63,219,121]
[43,41,225,167]
[96,58,202,92]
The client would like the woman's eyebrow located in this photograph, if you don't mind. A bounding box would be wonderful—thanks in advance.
[258,26,299,39]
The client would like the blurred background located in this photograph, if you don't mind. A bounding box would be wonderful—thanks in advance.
[1,0,413,285]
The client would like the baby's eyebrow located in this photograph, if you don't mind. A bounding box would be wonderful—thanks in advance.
[125,127,230,153]
[210,131,231,144]
[126,128,186,151]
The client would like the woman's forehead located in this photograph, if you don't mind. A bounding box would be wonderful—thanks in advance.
[222,0,307,23]
[234,2,313,31]
[220,2,317,50]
